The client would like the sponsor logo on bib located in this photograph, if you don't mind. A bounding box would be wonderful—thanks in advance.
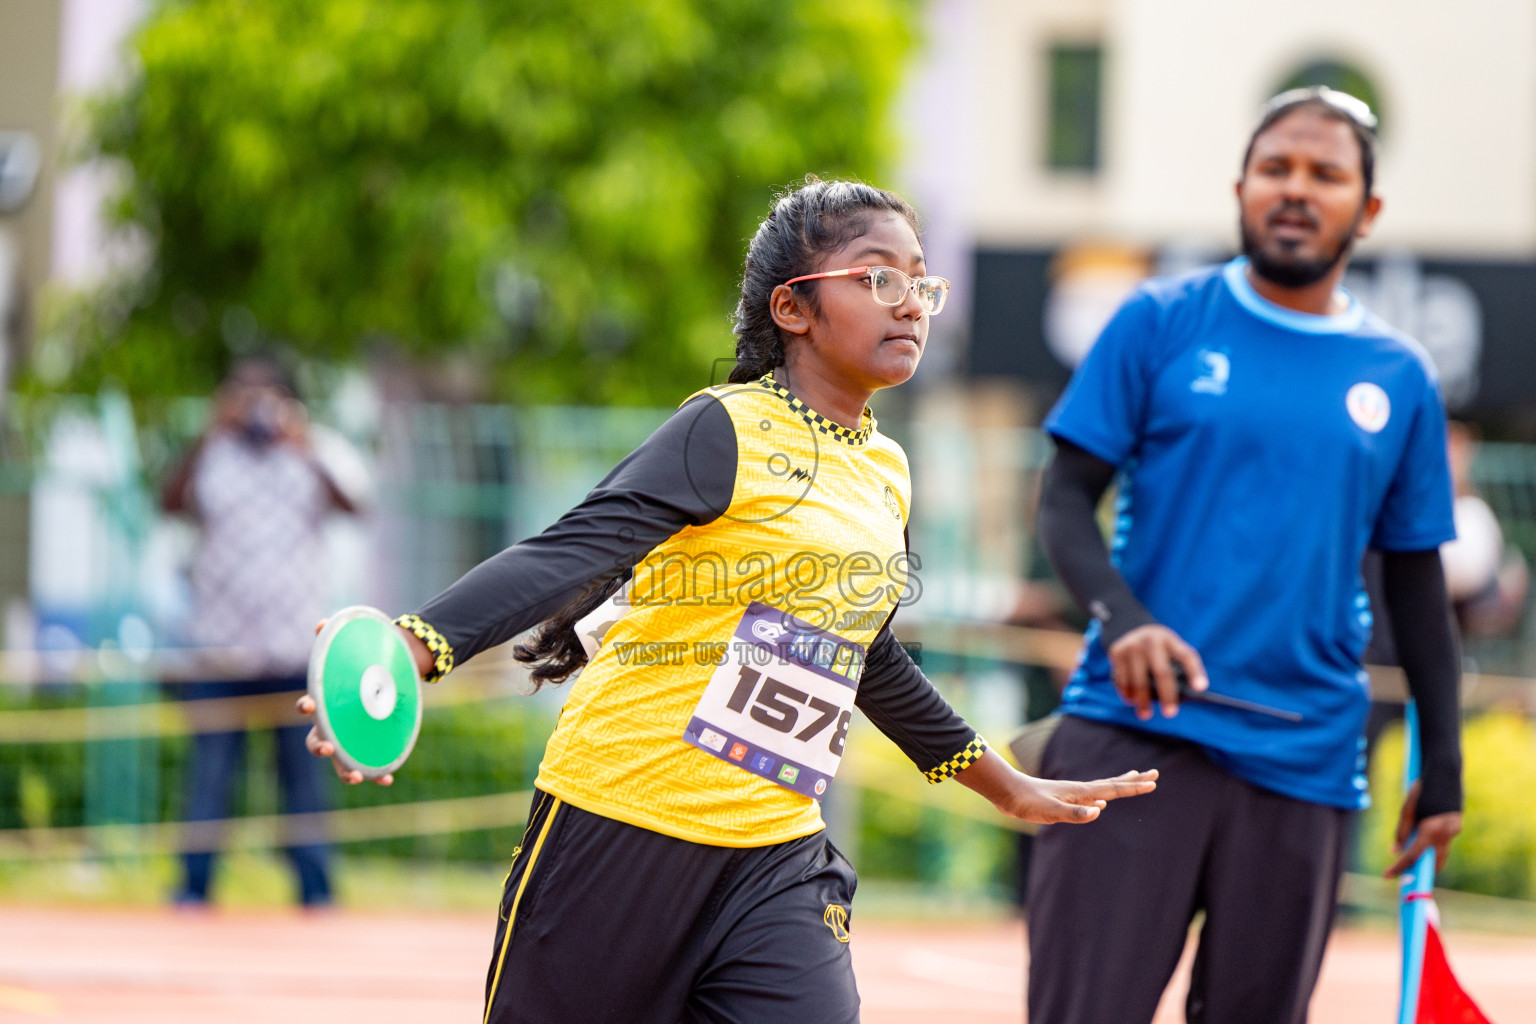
[1346,382,1391,433]
[752,619,787,643]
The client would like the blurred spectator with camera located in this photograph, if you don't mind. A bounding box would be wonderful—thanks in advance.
[163,354,368,908]
[1359,418,1529,864]
[1441,421,1529,637]
[1366,420,1530,668]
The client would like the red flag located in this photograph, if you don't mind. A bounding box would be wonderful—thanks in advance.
[1416,918,1492,1024]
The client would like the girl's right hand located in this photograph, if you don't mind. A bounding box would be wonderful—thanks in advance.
[296,693,394,786]
[300,616,398,785]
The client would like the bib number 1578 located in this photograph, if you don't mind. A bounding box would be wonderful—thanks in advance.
[683,602,863,800]
[725,666,850,757]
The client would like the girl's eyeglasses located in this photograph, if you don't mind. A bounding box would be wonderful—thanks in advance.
[784,266,951,316]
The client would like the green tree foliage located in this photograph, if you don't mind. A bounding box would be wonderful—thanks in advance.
[54,0,917,402]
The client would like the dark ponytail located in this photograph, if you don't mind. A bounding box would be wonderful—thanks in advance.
[512,574,627,689]
[728,175,921,383]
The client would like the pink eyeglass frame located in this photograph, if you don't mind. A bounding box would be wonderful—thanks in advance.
[782,266,950,313]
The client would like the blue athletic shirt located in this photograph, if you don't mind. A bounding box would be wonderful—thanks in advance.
[1045,257,1456,809]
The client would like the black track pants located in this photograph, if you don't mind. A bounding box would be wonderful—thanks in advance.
[1026,716,1350,1024]
[483,790,860,1024]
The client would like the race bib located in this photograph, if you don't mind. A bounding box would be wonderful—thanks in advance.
[683,602,865,800]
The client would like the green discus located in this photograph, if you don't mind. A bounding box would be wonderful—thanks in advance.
[307,606,423,779]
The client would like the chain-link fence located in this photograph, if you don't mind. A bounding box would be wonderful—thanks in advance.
[2,395,1535,905]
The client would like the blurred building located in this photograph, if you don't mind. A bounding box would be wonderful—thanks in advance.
[0,1,60,395]
[0,0,145,647]
[906,0,1536,435]
[0,0,144,360]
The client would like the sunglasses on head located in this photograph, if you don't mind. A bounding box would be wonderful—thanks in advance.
[1263,85,1377,131]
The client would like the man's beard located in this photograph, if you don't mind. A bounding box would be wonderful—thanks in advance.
[1239,208,1360,288]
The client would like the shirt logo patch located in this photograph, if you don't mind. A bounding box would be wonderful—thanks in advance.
[1190,348,1230,395]
[823,904,851,943]
[684,385,820,524]
[1346,382,1391,433]
[883,485,903,522]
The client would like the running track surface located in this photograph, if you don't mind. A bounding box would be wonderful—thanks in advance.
[2,907,1534,1022]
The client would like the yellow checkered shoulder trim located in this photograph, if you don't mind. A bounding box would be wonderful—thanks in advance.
[924,734,988,785]
[757,375,874,446]
[393,613,455,683]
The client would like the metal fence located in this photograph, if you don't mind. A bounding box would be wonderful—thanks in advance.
[1,395,1535,902]
[0,396,675,870]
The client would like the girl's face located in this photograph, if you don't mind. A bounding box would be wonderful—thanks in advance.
[785,212,930,392]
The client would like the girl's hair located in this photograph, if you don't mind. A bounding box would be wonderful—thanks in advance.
[728,175,921,383]
[512,574,627,689]
[514,177,919,687]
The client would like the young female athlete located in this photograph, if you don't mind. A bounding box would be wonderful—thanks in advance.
[300,177,1156,1023]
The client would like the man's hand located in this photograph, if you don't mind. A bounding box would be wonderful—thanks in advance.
[1384,780,1462,878]
[211,383,246,431]
[1107,624,1208,720]
[276,397,311,449]
[954,748,1157,824]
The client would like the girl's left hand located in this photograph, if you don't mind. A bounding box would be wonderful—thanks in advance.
[991,769,1158,824]
[954,748,1156,824]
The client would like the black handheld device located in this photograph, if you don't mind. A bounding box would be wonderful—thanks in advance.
[1173,666,1302,723]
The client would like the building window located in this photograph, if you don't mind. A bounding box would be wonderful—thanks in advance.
[1045,43,1103,173]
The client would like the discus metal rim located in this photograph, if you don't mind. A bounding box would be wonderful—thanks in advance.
[307,605,423,779]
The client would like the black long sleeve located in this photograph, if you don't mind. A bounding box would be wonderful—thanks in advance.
[856,626,981,779]
[1038,437,1155,646]
[1380,548,1463,819]
[415,394,738,664]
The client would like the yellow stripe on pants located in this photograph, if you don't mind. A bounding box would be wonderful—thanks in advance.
[484,797,562,1024]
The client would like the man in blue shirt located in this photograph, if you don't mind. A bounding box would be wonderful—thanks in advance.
[1027,87,1464,1024]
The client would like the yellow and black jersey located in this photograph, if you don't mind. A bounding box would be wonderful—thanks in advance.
[403,376,985,846]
